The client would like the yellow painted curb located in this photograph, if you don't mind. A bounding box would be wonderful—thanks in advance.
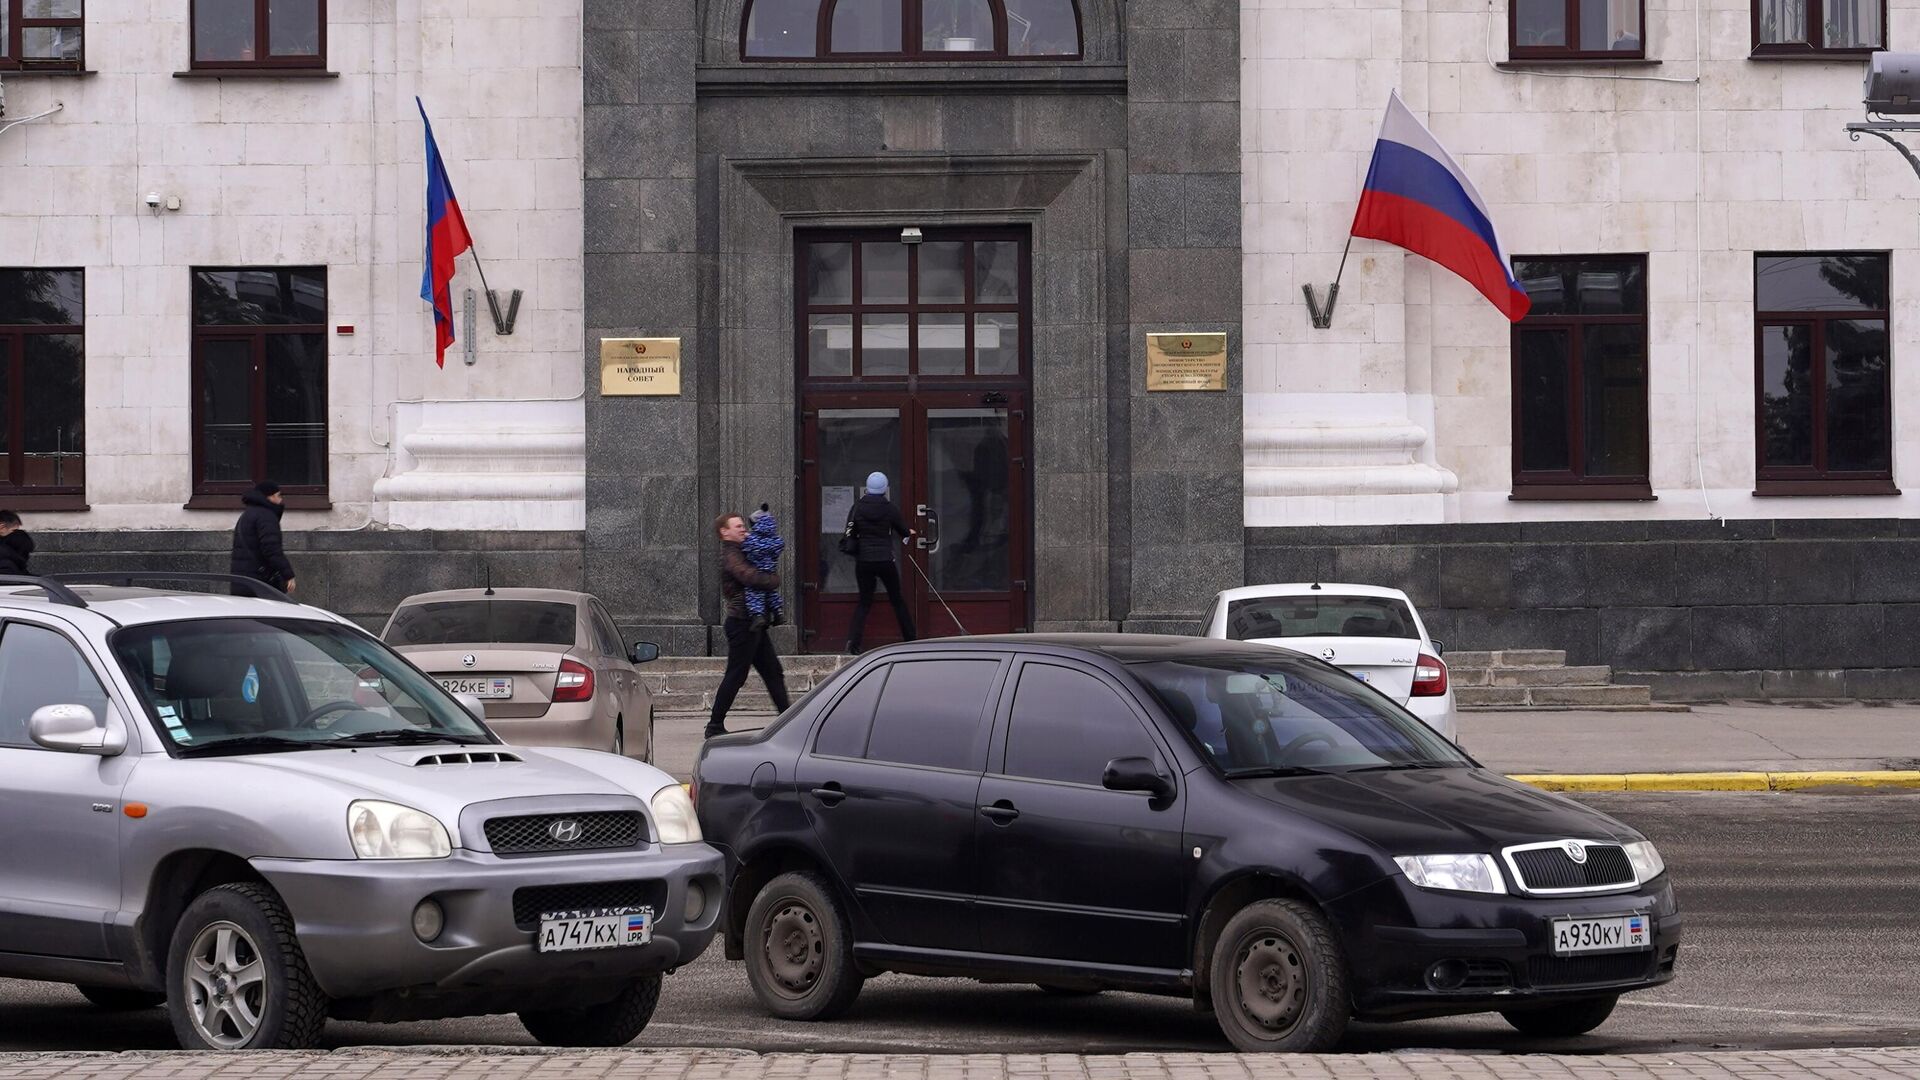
[1511,771,1920,792]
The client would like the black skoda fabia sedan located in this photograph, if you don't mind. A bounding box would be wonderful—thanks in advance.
[694,635,1679,1052]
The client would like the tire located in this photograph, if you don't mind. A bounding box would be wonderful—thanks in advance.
[76,985,164,1010]
[1208,898,1349,1053]
[519,974,662,1047]
[743,870,864,1020]
[165,881,328,1051]
[1037,985,1102,997]
[1501,994,1618,1037]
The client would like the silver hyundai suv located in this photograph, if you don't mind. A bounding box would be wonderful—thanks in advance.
[0,573,722,1051]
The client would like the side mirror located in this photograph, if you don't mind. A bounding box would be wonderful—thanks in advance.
[454,693,487,724]
[1429,638,1446,655]
[1102,756,1175,802]
[629,642,661,665]
[29,704,126,756]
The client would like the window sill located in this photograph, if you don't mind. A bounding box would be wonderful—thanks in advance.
[0,493,89,511]
[1495,58,1659,68]
[185,493,332,511]
[173,68,339,80]
[1753,479,1901,496]
[1510,484,1656,501]
[1748,49,1880,60]
[0,68,94,77]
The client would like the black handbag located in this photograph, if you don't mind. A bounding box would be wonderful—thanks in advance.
[838,512,859,557]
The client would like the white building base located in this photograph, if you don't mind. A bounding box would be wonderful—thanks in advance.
[374,400,586,532]
[1243,393,1457,528]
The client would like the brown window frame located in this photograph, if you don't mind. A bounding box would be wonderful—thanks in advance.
[795,227,1032,385]
[740,0,1083,61]
[1749,0,1884,57]
[188,267,330,511]
[1752,252,1896,496]
[1509,254,1653,501]
[0,0,84,72]
[188,0,327,71]
[1507,0,1648,60]
[0,268,86,510]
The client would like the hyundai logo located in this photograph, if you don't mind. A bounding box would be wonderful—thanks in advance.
[461,654,476,669]
[549,819,583,844]
[1563,840,1588,864]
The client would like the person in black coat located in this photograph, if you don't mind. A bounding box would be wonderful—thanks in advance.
[230,481,297,595]
[0,510,34,575]
[844,471,916,654]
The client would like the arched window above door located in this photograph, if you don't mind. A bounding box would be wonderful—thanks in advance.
[742,0,1081,60]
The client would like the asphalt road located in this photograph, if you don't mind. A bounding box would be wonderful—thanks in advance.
[2,791,1916,1055]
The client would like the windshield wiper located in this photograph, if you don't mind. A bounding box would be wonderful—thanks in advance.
[176,734,320,758]
[1340,761,1461,773]
[323,728,490,747]
[1223,765,1332,779]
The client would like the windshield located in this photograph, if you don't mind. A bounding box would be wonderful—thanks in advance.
[1131,658,1468,774]
[111,618,493,755]
[1226,596,1418,640]
[384,600,577,647]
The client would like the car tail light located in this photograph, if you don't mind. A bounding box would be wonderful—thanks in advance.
[1411,653,1449,697]
[554,659,595,703]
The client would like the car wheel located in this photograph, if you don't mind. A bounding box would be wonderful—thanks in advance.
[613,716,624,757]
[744,870,863,1020]
[166,882,327,1050]
[76,985,165,1010]
[1501,994,1618,1037]
[1037,984,1102,997]
[1209,898,1348,1053]
[519,974,661,1047]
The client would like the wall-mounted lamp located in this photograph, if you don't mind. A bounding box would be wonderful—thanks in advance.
[900,227,923,245]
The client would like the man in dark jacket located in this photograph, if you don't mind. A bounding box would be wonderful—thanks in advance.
[845,471,916,654]
[707,511,792,739]
[0,510,34,575]
[230,481,297,596]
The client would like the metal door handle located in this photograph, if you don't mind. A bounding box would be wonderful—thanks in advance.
[979,802,1019,823]
[810,785,847,807]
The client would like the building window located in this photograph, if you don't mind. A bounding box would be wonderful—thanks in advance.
[1754,253,1894,495]
[0,0,84,71]
[190,0,324,69]
[0,269,85,508]
[1510,256,1651,499]
[190,268,328,508]
[1752,0,1881,55]
[743,0,1080,60]
[1509,0,1644,59]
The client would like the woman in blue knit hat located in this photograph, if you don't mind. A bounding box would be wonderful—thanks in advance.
[843,471,916,653]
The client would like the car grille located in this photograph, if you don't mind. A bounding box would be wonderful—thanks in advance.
[1507,843,1635,892]
[484,811,643,855]
[512,880,668,930]
[1527,952,1654,987]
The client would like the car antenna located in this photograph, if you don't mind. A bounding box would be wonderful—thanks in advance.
[483,565,495,597]
[1310,582,1322,590]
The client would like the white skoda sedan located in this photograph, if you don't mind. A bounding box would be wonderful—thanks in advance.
[1199,583,1458,743]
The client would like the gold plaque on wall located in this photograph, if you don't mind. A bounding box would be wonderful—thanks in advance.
[1145,333,1228,391]
[599,338,682,396]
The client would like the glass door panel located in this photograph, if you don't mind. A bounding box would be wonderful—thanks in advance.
[923,408,1011,593]
[814,408,901,595]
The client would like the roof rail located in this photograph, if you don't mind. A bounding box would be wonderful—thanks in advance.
[0,574,91,609]
[52,572,296,603]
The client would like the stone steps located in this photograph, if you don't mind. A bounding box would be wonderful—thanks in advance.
[1445,650,1683,711]
[647,655,851,715]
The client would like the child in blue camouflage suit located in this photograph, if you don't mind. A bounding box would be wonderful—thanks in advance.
[741,503,786,632]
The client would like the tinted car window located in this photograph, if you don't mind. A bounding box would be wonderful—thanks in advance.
[1226,596,1417,640]
[0,624,113,748]
[1003,663,1158,786]
[589,600,623,657]
[865,659,998,771]
[385,601,577,647]
[813,665,887,758]
[1133,658,1468,775]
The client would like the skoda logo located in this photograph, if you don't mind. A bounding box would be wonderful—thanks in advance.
[549,819,583,844]
[1563,840,1588,864]
[1321,647,1337,662]
[461,654,476,669]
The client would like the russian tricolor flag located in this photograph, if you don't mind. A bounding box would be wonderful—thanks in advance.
[418,98,473,368]
[1351,92,1531,322]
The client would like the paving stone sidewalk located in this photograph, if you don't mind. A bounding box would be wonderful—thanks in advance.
[4,1049,1920,1080]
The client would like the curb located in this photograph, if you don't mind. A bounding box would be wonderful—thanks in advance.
[1511,770,1920,792]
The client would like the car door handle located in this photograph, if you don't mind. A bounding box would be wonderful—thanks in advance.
[810,784,847,807]
[979,802,1020,824]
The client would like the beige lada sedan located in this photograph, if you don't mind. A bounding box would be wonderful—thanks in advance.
[382,589,659,761]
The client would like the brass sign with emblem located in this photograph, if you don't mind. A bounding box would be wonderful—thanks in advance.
[1145,332,1228,391]
[599,338,682,396]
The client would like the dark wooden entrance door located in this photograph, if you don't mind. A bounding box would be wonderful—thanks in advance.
[795,228,1032,652]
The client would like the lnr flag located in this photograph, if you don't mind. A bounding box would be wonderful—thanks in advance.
[418,98,474,367]
[1350,91,1531,322]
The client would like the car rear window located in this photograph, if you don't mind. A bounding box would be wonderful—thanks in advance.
[384,601,577,647]
[1226,596,1417,640]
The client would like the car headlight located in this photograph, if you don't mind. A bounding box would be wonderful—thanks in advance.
[348,800,452,859]
[1624,840,1666,884]
[650,784,702,845]
[1394,853,1507,895]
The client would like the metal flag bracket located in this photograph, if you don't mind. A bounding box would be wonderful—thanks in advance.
[1304,237,1356,331]
[484,288,523,335]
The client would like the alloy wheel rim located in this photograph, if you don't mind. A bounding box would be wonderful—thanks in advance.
[1233,929,1310,1035]
[762,901,825,997]
[184,920,268,1049]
